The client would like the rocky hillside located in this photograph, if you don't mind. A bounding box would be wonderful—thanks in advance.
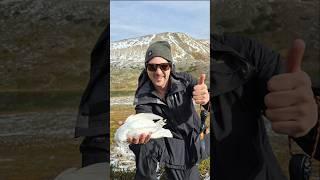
[0,0,107,91]
[111,32,210,69]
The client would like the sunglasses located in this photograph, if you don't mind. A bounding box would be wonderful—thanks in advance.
[146,63,171,72]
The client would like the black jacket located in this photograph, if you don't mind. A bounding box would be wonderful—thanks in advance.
[75,27,109,137]
[133,70,209,167]
[211,33,319,180]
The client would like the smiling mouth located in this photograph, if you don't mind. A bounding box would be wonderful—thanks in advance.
[155,78,163,82]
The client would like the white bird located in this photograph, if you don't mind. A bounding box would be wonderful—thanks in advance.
[114,113,173,144]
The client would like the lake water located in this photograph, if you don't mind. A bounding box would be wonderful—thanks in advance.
[0,111,82,180]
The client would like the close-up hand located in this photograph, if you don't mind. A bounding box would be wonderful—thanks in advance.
[127,133,151,144]
[193,74,210,105]
[264,39,318,138]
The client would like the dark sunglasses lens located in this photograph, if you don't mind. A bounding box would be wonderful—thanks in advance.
[147,64,157,71]
[159,64,170,71]
[147,63,170,71]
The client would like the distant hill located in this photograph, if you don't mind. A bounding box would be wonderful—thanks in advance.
[111,32,209,69]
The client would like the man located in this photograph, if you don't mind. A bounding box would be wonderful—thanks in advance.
[127,41,210,180]
[211,33,319,180]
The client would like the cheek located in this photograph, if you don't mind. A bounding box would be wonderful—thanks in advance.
[166,71,171,79]
[147,72,153,79]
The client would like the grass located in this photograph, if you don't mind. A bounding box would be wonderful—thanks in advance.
[110,166,136,180]
[110,105,136,145]
[111,69,141,92]
[110,90,136,97]
[199,158,210,177]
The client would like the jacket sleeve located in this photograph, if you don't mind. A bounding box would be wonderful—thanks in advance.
[135,104,153,114]
[293,89,320,160]
[294,122,320,160]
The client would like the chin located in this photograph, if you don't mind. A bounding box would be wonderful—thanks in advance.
[154,83,164,87]
[153,82,164,88]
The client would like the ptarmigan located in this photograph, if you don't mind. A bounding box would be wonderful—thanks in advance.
[114,113,173,144]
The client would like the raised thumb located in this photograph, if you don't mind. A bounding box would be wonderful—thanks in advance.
[198,74,206,85]
[287,39,305,73]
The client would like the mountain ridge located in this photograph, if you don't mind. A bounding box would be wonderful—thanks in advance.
[111,32,210,70]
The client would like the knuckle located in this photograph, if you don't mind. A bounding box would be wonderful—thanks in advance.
[296,105,307,117]
[271,123,281,133]
[264,94,272,107]
[267,79,274,91]
[298,71,312,86]
[265,109,272,119]
[295,123,307,135]
[297,88,312,102]
[301,93,311,102]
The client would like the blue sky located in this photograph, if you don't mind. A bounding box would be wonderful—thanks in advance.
[110,1,210,41]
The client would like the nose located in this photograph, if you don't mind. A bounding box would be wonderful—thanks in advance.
[155,66,163,75]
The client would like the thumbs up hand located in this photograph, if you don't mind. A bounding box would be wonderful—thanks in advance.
[264,39,318,137]
[193,74,209,105]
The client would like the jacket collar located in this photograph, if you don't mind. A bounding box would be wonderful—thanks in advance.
[212,34,248,60]
[211,34,256,96]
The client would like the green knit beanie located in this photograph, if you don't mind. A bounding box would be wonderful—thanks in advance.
[145,41,173,64]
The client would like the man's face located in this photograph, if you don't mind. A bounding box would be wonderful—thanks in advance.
[146,57,171,90]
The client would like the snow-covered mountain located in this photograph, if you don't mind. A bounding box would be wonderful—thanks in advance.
[110,32,209,69]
